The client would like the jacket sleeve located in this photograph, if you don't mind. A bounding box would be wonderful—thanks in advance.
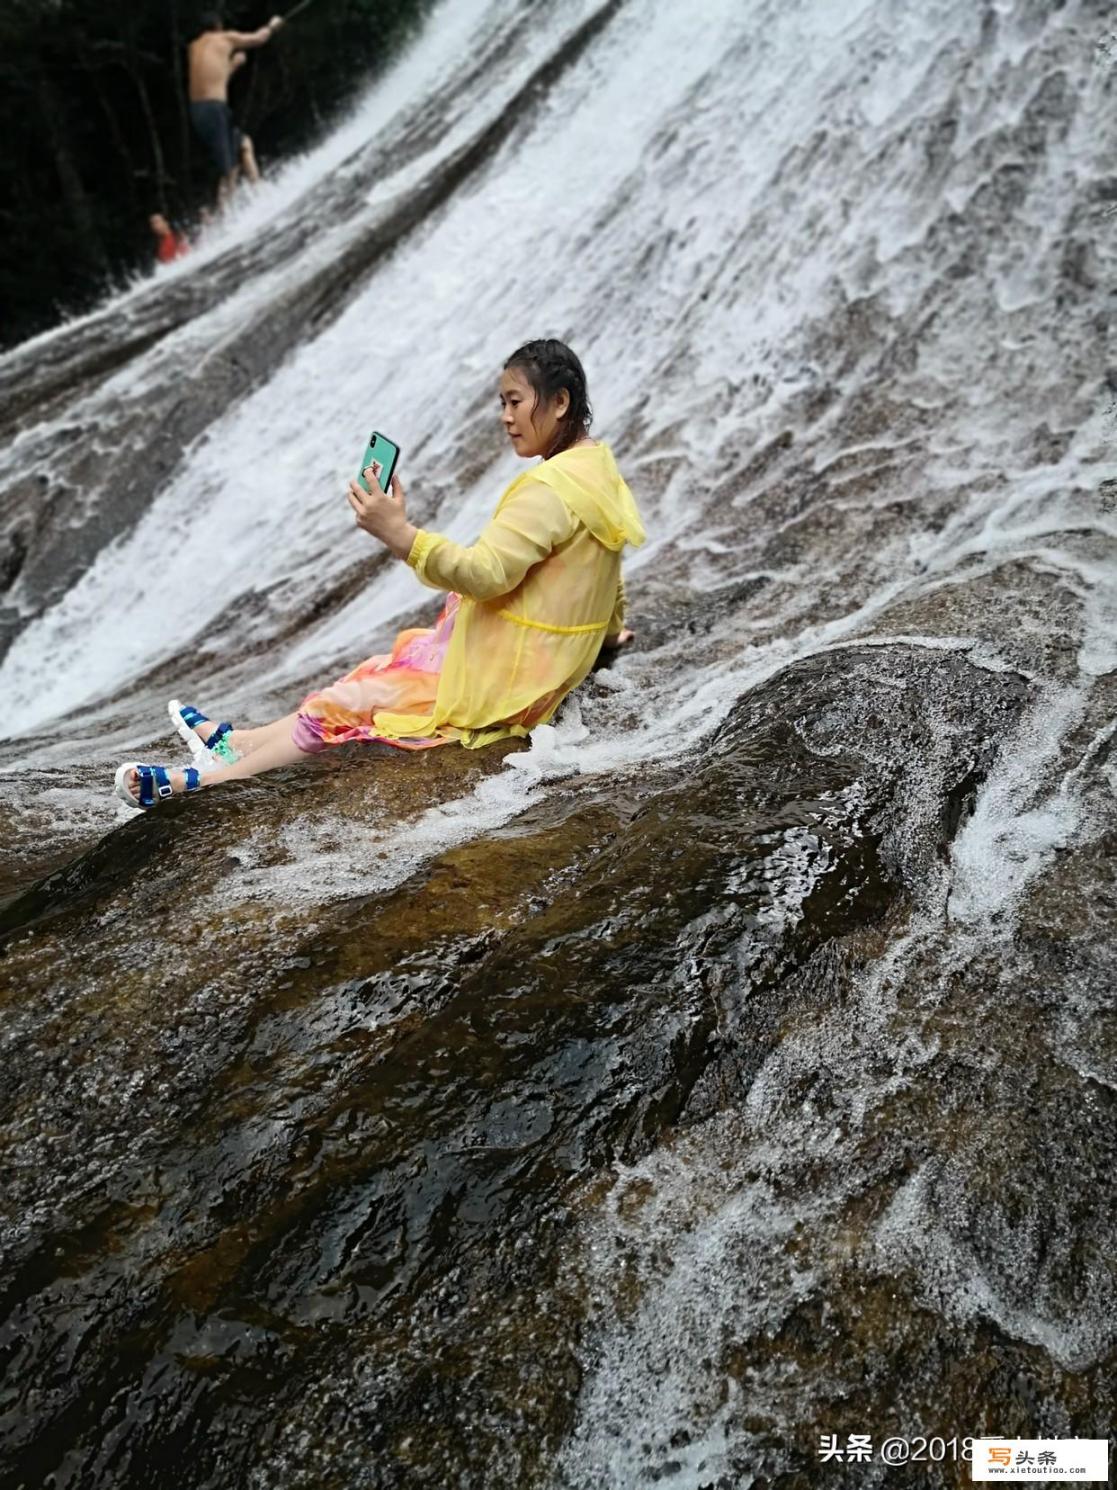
[406,482,577,601]
[604,574,627,641]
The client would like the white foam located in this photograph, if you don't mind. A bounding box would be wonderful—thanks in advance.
[0,0,738,733]
[556,1116,820,1490]
[947,682,1088,928]
[0,0,1109,948]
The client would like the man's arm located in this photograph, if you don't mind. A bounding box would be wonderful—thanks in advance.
[225,16,282,49]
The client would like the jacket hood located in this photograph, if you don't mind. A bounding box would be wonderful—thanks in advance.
[530,442,646,552]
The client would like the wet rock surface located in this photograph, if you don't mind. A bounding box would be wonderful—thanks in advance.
[1,0,1115,1483]
[5,645,1112,1489]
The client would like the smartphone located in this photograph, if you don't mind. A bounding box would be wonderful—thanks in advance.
[357,430,401,493]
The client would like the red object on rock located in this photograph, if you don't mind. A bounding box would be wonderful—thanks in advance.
[155,229,189,263]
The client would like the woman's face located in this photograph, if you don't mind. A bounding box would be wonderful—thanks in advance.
[499,366,568,459]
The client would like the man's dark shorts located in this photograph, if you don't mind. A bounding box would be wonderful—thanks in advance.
[189,100,243,175]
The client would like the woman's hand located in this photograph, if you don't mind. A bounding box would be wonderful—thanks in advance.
[347,467,417,561]
[614,627,636,646]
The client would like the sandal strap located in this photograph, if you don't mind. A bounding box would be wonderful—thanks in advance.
[137,765,156,808]
[177,705,235,757]
[135,764,172,807]
[136,763,196,806]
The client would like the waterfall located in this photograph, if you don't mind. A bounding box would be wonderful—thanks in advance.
[1,1,1113,1486]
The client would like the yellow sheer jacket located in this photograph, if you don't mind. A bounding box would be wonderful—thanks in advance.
[373,441,645,749]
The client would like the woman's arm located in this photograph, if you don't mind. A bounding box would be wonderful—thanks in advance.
[604,575,626,641]
[599,575,635,649]
[407,483,576,601]
[347,470,576,601]
[347,469,418,559]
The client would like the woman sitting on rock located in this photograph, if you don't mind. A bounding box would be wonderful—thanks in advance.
[114,339,644,809]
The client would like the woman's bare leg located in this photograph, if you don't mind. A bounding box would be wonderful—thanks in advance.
[186,712,298,758]
[225,715,300,757]
[196,712,307,784]
[196,721,309,787]
[122,715,312,804]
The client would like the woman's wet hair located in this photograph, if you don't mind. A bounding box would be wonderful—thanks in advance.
[504,339,592,458]
[200,10,224,30]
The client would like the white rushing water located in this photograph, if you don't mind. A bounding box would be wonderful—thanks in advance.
[2,0,1113,918]
[1,1,1115,1481]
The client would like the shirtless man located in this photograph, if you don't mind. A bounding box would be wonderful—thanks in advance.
[188,11,284,210]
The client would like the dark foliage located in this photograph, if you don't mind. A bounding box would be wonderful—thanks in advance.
[0,0,431,349]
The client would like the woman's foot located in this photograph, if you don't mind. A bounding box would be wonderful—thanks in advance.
[113,762,202,811]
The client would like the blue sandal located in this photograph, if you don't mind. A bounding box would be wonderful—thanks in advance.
[168,698,241,766]
[113,762,202,811]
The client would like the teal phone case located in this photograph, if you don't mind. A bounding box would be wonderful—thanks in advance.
[358,431,400,493]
